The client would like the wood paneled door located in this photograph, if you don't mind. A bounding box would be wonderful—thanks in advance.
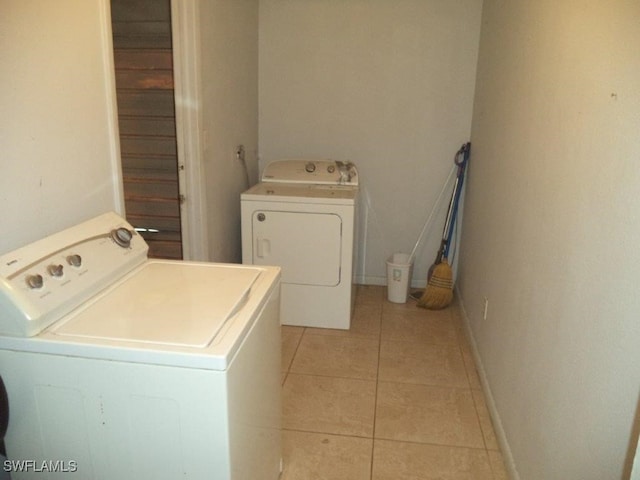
[111,0,183,259]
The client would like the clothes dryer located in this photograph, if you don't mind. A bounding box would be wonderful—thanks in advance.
[241,159,358,330]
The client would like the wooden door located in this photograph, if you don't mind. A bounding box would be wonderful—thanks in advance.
[111,0,183,259]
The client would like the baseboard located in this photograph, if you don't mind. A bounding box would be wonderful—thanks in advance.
[355,275,428,289]
[454,286,520,480]
[356,275,386,286]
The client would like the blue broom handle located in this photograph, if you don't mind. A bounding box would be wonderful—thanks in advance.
[444,143,470,259]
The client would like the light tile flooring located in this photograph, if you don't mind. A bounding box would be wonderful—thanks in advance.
[280,285,509,480]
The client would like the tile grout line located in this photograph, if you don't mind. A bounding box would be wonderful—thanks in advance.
[369,297,383,480]
[281,327,305,387]
[372,434,500,452]
[282,426,375,441]
[284,371,378,383]
[281,428,492,452]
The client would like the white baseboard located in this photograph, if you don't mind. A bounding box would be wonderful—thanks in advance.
[355,275,428,289]
[356,275,386,286]
[455,286,520,480]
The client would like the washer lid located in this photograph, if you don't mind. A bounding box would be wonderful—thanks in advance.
[51,261,260,348]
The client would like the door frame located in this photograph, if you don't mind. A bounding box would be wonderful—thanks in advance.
[170,0,208,261]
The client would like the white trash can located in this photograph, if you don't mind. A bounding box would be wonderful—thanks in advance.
[386,253,413,303]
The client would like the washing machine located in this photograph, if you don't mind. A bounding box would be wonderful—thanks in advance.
[241,159,358,330]
[0,212,281,479]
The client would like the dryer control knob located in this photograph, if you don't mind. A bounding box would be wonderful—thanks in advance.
[305,162,316,173]
[257,213,266,222]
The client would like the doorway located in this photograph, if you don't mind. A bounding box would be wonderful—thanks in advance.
[110,0,183,259]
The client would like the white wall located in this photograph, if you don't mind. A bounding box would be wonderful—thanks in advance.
[0,0,122,254]
[198,0,259,263]
[259,0,483,286]
[458,0,640,478]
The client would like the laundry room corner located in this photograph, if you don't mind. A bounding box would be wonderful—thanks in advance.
[195,0,260,264]
[257,0,483,288]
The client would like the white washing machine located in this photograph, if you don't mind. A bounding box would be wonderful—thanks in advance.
[0,213,281,480]
[241,159,359,330]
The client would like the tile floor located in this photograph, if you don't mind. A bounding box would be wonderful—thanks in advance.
[280,285,509,480]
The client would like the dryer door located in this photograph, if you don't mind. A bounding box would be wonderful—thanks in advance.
[251,211,341,286]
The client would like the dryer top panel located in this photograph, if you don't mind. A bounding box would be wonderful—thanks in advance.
[241,182,357,205]
[261,159,358,186]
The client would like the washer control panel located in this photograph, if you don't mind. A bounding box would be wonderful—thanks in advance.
[261,159,358,186]
[0,213,148,337]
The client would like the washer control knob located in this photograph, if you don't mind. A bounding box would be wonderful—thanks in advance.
[67,254,82,267]
[26,274,44,289]
[47,264,64,278]
[111,228,133,248]
[327,165,335,173]
[305,162,316,173]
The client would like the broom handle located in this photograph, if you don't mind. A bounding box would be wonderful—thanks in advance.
[408,165,457,264]
[444,143,470,259]
[431,154,462,265]
[441,176,460,243]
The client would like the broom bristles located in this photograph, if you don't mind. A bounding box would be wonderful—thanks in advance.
[418,260,453,309]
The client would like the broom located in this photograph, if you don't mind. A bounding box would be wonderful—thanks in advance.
[418,143,470,309]
[410,163,458,302]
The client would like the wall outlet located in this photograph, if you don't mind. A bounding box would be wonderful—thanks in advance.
[483,297,489,321]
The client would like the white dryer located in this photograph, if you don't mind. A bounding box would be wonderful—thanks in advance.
[241,159,359,330]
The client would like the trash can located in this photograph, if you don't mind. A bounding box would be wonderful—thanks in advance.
[386,253,413,303]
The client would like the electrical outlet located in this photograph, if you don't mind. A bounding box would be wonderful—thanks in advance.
[483,297,489,321]
[236,144,245,162]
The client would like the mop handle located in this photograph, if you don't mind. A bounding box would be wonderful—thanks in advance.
[408,164,457,264]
